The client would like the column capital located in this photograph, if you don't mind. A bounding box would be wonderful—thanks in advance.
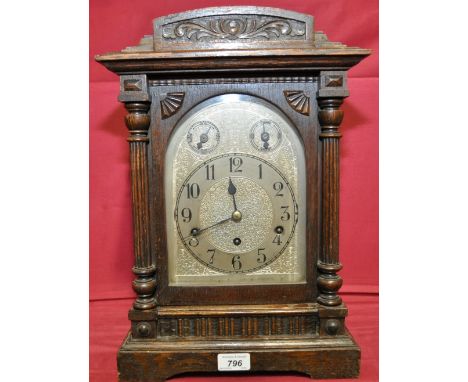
[318,98,344,139]
[124,102,151,142]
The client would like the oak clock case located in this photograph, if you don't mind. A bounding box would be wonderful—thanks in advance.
[95,6,370,382]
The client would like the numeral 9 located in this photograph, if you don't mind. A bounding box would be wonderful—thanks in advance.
[181,208,192,222]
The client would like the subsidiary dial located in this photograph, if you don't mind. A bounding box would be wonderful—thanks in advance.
[186,121,220,154]
[249,120,282,152]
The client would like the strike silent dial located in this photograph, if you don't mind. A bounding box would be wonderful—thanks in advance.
[186,121,220,154]
[250,120,282,152]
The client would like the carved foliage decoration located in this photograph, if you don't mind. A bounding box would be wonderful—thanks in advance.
[284,90,310,116]
[162,16,306,42]
[160,92,185,119]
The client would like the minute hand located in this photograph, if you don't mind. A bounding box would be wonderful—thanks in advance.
[183,217,231,241]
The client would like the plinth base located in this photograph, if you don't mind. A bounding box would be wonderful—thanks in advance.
[117,330,360,381]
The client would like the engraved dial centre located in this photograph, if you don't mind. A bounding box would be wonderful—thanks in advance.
[199,177,273,254]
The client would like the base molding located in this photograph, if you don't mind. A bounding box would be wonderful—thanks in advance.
[117,329,360,381]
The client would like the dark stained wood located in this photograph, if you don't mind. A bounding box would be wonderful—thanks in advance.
[124,100,157,311]
[317,97,344,306]
[284,90,311,115]
[154,303,319,338]
[95,7,369,75]
[96,54,368,76]
[118,331,360,382]
[315,70,350,307]
[95,6,370,382]
[152,6,314,51]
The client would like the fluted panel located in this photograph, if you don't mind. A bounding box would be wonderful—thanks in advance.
[157,315,316,338]
[129,141,151,268]
[321,138,340,264]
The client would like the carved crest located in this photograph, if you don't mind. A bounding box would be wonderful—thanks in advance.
[284,91,310,115]
[151,7,313,50]
[160,92,185,119]
[162,17,305,41]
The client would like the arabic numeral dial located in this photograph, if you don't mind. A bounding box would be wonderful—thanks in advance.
[175,153,299,273]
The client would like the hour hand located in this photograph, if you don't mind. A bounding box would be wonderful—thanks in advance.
[228,177,237,195]
[228,177,238,211]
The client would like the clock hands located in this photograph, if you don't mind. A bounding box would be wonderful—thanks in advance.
[261,123,270,150]
[196,126,212,149]
[182,217,231,241]
[196,133,209,149]
[228,177,243,223]
[227,177,243,231]
[228,177,239,213]
[183,177,243,242]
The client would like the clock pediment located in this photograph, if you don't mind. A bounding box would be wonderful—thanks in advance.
[95,7,370,75]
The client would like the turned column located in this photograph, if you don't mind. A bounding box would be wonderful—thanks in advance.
[316,71,349,307]
[120,75,157,310]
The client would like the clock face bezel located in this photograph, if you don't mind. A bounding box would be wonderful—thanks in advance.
[149,82,320,305]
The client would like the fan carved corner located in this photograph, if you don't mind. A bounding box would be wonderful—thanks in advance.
[160,92,185,119]
[284,91,310,116]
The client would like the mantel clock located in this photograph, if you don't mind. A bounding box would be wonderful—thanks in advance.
[96,6,370,381]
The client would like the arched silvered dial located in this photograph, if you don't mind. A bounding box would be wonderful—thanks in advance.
[165,94,306,286]
[175,153,298,273]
